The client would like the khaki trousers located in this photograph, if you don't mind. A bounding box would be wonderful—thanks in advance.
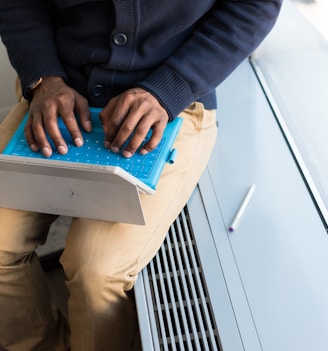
[0,92,217,350]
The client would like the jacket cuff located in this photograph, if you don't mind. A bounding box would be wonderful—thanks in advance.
[136,65,195,121]
[12,48,67,100]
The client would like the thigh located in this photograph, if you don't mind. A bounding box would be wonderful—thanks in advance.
[0,100,58,254]
[0,208,58,255]
[61,103,218,290]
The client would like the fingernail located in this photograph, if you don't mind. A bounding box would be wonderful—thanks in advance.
[104,141,111,149]
[30,143,39,152]
[123,150,132,158]
[42,147,52,157]
[57,145,68,154]
[74,137,83,147]
[140,148,149,155]
[111,146,120,154]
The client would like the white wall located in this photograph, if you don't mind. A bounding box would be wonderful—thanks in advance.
[0,40,18,121]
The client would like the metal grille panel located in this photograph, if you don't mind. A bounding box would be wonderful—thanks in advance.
[145,207,222,350]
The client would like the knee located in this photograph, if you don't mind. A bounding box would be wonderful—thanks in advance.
[61,255,138,307]
[0,250,34,267]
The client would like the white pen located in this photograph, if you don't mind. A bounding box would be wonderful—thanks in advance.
[228,184,256,232]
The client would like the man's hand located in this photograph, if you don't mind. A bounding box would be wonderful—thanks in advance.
[25,76,91,157]
[100,88,169,158]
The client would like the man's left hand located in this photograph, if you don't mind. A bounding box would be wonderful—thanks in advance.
[99,88,169,158]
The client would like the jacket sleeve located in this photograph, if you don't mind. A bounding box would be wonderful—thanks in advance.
[0,1,67,98]
[137,0,282,119]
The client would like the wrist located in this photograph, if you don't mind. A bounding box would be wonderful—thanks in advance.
[28,76,65,98]
[28,77,43,92]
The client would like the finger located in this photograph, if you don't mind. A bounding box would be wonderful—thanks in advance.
[101,97,130,151]
[75,94,92,133]
[121,119,150,158]
[43,112,68,155]
[109,102,147,156]
[99,101,116,149]
[60,109,84,148]
[24,114,39,152]
[31,114,54,157]
[139,121,166,155]
[112,115,140,155]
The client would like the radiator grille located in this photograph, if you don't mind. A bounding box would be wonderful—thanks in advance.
[145,207,222,350]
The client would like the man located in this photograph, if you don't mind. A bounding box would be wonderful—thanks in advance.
[0,1,281,350]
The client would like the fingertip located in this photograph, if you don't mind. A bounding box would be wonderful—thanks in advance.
[79,108,92,132]
[30,143,39,152]
[139,148,149,155]
[122,150,133,158]
[111,146,120,154]
[57,145,68,155]
[42,146,52,158]
[84,120,92,132]
[74,137,83,147]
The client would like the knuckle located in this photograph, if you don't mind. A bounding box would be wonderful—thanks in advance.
[135,123,149,136]
[111,118,122,129]
[63,115,78,127]
[52,136,64,146]
[128,138,140,150]
[144,140,157,151]
[78,94,88,105]
[124,92,136,104]
[55,94,73,108]
[121,122,134,135]
[43,116,57,129]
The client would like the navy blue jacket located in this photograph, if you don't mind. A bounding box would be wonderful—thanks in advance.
[0,0,281,119]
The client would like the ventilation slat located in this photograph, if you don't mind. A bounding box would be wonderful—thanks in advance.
[148,259,170,351]
[179,210,221,349]
[154,252,178,351]
[159,239,191,350]
[169,219,204,350]
[174,214,211,351]
[145,207,222,351]
[165,227,197,349]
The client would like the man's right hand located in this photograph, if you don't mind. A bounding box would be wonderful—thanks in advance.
[25,76,92,157]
